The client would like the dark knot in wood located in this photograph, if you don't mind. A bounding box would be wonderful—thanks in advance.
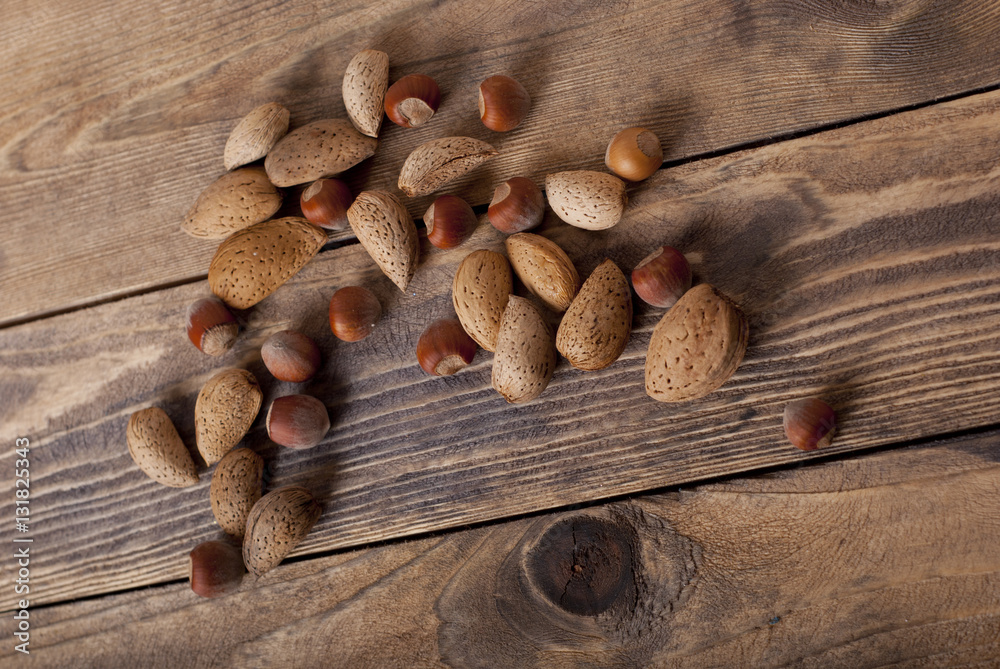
[526,516,635,616]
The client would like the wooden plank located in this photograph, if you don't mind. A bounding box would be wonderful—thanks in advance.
[2,88,1000,610]
[5,0,1000,325]
[3,433,997,667]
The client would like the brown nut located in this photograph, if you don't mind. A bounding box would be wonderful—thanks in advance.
[342,49,389,137]
[492,295,556,403]
[545,171,627,231]
[243,486,321,577]
[605,127,663,181]
[631,246,692,309]
[187,297,239,356]
[478,75,530,132]
[384,74,441,128]
[784,398,837,451]
[210,447,264,538]
[488,177,544,234]
[300,179,353,231]
[261,330,322,383]
[452,249,513,352]
[424,195,478,249]
[329,286,382,342]
[224,102,290,171]
[417,319,477,376]
[195,368,263,466]
[126,407,199,488]
[266,395,330,449]
[190,541,244,598]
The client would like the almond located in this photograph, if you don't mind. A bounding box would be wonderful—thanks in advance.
[505,233,580,313]
[342,49,389,138]
[492,296,556,403]
[210,448,264,538]
[182,167,282,240]
[452,249,513,352]
[264,119,377,188]
[346,191,419,291]
[224,102,290,171]
[195,368,263,466]
[645,284,748,402]
[126,407,199,488]
[243,486,321,577]
[398,137,498,197]
[555,259,632,370]
[545,171,627,230]
[208,217,327,309]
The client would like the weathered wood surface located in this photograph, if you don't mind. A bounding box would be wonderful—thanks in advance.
[3,432,997,667]
[5,0,1000,325]
[2,88,999,610]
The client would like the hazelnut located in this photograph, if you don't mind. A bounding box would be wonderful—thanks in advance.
[631,246,692,309]
[783,398,837,451]
[488,177,544,234]
[424,195,478,249]
[478,75,530,132]
[189,540,244,598]
[384,74,441,128]
[605,127,663,181]
[329,286,382,342]
[300,178,353,230]
[417,319,477,376]
[261,330,322,382]
[187,297,239,356]
[266,394,331,449]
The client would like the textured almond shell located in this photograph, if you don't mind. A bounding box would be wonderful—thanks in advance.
[243,486,321,577]
[346,191,419,291]
[195,368,263,466]
[645,284,749,402]
[210,448,265,538]
[452,249,513,352]
[208,217,327,309]
[398,136,498,197]
[182,167,282,240]
[545,171,627,230]
[555,259,633,371]
[224,102,290,170]
[342,49,389,137]
[126,407,199,488]
[264,119,377,187]
[505,233,580,313]
[492,296,556,403]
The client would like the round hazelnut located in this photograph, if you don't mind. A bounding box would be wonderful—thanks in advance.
[783,398,837,451]
[187,297,239,356]
[266,394,331,449]
[478,75,530,132]
[424,195,478,249]
[300,179,353,230]
[605,127,663,182]
[631,246,692,309]
[384,74,441,128]
[329,286,382,342]
[261,330,322,382]
[417,319,477,375]
[488,177,544,234]
[189,540,244,598]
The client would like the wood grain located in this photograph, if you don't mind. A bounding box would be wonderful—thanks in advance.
[2,433,997,667]
[2,88,999,609]
[5,0,1000,324]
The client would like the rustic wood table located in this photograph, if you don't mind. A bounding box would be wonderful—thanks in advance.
[2,0,999,666]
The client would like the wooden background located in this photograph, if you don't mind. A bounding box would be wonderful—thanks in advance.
[1,0,999,666]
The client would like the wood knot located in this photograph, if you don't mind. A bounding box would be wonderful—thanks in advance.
[526,515,635,616]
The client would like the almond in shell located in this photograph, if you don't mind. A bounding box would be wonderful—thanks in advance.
[264,119,377,188]
[452,249,513,352]
[210,447,265,538]
[645,284,748,402]
[224,102,290,171]
[555,259,632,370]
[243,486,322,577]
[346,191,419,291]
[126,407,199,488]
[195,368,263,466]
[492,296,556,403]
[208,217,327,309]
[398,137,498,197]
[182,167,282,240]
[505,233,580,313]
[545,171,627,230]
[342,49,389,138]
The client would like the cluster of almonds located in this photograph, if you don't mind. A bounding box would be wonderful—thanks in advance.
[127,47,837,598]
